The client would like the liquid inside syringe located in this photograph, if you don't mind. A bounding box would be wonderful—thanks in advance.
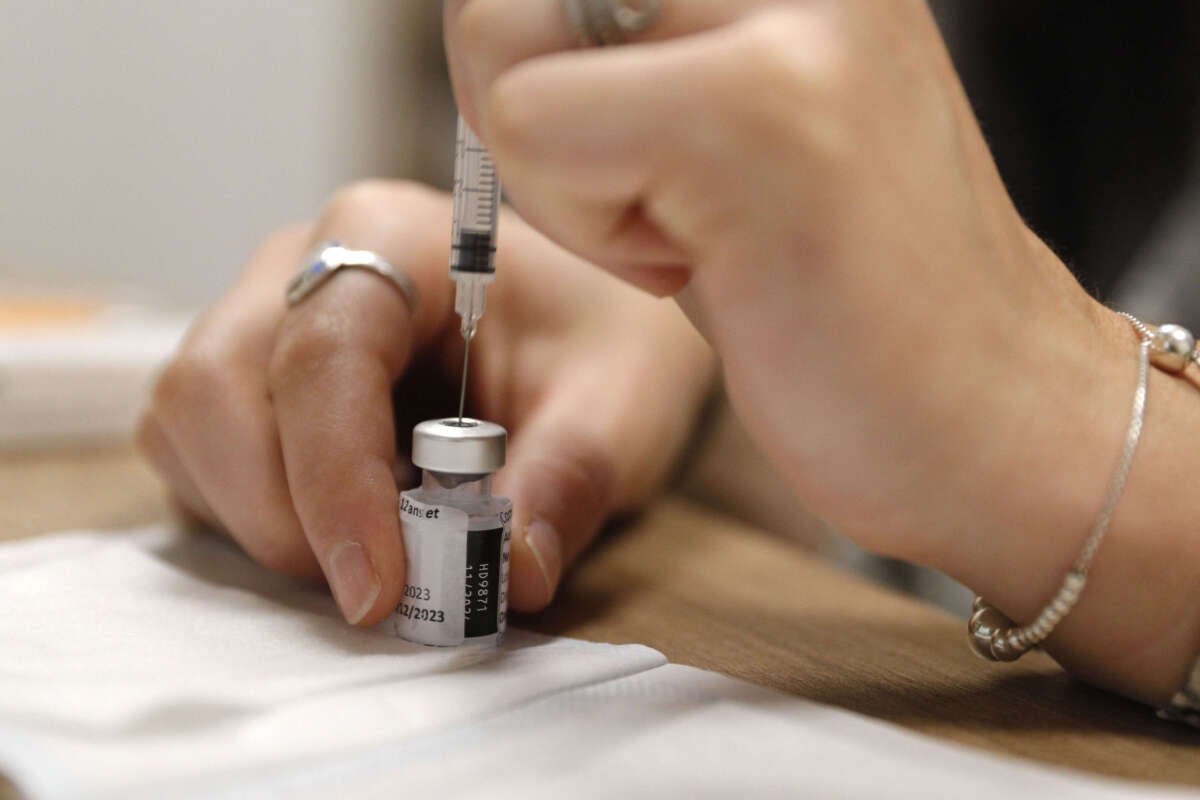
[450,115,500,420]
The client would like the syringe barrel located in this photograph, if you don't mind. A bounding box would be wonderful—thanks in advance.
[450,116,500,279]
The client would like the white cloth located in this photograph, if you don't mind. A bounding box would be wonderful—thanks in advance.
[0,527,1194,799]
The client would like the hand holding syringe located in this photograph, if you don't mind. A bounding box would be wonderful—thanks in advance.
[450,115,500,422]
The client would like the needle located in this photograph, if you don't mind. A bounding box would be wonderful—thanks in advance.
[457,328,473,424]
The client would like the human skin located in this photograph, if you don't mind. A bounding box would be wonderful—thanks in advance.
[137,182,715,626]
[443,0,1200,706]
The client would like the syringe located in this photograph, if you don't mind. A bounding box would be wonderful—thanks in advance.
[450,115,501,422]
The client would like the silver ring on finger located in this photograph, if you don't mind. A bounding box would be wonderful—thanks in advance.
[285,241,419,313]
[562,0,662,47]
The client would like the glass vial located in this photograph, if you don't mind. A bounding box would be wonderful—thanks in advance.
[391,418,512,647]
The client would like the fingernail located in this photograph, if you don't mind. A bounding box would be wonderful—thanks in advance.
[524,519,563,603]
[328,540,382,625]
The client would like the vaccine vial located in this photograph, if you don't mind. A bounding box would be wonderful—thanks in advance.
[390,418,512,647]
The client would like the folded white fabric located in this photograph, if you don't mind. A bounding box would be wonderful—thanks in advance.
[0,528,663,799]
[0,527,1194,800]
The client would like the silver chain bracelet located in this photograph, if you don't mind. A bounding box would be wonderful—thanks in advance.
[966,313,1200,727]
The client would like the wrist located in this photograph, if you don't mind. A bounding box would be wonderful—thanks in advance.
[944,305,1200,704]
[1050,343,1200,704]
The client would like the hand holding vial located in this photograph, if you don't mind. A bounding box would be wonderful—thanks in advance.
[137,183,715,627]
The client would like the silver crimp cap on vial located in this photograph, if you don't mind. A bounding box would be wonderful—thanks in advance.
[411,418,507,475]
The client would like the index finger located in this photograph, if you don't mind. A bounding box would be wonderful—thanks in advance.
[268,182,456,626]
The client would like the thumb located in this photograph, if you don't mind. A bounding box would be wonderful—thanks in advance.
[495,407,619,612]
[492,352,697,612]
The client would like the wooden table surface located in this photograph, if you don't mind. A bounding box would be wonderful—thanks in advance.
[3,445,1199,797]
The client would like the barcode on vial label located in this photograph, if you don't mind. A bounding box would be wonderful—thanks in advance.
[465,527,503,638]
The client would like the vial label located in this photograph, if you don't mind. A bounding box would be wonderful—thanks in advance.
[392,492,510,646]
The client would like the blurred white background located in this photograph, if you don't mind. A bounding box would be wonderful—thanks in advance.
[0,1,449,305]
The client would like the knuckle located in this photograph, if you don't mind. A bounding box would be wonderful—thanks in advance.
[449,0,510,134]
[245,533,317,577]
[319,179,442,234]
[523,434,619,522]
[485,70,536,156]
[563,442,619,513]
[258,221,313,258]
[705,8,854,171]
[267,310,351,393]
[454,0,494,61]
[323,179,395,220]
[132,414,180,494]
[151,344,235,423]
[724,8,850,108]
[454,0,517,76]
[134,411,166,466]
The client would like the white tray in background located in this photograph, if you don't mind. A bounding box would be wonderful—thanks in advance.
[0,302,191,448]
